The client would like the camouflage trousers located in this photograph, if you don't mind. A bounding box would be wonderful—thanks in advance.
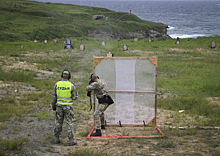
[54,105,74,139]
[94,103,109,129]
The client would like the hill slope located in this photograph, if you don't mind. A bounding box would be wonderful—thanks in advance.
[0,0,170,41]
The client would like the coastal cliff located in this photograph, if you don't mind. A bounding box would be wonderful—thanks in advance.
[87,28,169,39]
[0,0,170,41]
[89,15,170,39]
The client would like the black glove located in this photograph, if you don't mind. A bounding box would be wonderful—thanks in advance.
[52,107,56,111]
[87,91,91,97]
[88,79,93,85]
[87,74,95,97]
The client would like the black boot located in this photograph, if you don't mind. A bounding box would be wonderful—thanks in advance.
[54,136,60,144]
[69,139,77,146]
[101,125,106,130]
[90,129,102,136]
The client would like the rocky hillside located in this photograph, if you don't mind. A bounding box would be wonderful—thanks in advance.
[87,24,169,39]
[0,0,170,41]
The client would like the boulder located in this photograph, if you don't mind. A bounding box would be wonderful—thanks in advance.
[159,23,169,28]
[92,15,105,20]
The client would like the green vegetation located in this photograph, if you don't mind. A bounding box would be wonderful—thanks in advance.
[0,35,219,156]
[0,0,220,155]
[158,96,220,125]
[0,124,9,130]
[0,137,28,154]
[68,149,108,156]
[79,131,90,137]
[30,111,54,120]
[0,36,219,123]
[0,0,165,42]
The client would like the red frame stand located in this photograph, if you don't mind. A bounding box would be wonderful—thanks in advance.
[87,125,165,138]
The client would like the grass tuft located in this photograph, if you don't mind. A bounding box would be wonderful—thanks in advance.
[29,111,54,121]
[0,137,28,150]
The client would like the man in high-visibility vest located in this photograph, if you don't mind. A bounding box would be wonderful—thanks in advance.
[50,70,78,146]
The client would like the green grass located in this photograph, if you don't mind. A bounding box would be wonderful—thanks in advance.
[0,36,219,124]
[0,1,220,155]
[79,131,90,137]
[157,138,176,148]
[158,56,220,97]
[0,68,35,82]
[29,111,54,120]
[0,92,51,122]
[0,136,28,154]
[0,124,9,130]
[158,96,220,126]
[0,0,166,42]
[68,149,109,156]
[0,97,20,122]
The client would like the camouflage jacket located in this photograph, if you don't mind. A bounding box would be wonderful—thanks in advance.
[51,79,78,109]
[86,79,108,99]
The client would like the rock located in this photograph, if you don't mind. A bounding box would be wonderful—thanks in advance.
[87,29,170,40]
[159,23,169,28]
[92,15,105,20]
[165,122,172,125]
[148,29,168,38]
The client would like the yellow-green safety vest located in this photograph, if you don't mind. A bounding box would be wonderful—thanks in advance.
[56,81,73,105]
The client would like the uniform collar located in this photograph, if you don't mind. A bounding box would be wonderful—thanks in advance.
[62,79,69,81]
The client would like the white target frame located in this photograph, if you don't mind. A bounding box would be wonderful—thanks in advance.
[87,57,165,138]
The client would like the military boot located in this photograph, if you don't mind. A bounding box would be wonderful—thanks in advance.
[90,129,102,136]
[69,138,77,146]
[54,136,60,144]
[101,125,106,130]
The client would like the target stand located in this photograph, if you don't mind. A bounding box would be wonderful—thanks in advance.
[87,57,165,138]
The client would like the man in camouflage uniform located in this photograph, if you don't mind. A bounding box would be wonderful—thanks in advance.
[51,70,78,146]
[86,74,112,136]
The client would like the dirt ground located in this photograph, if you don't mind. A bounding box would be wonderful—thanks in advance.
[1,103,219,156]
[0,51,219,156]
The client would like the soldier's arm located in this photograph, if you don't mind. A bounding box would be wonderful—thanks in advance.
[86,82,98,92]
[71,84,78,100]
[51,83,57,110]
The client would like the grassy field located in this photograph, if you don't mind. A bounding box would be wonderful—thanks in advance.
[0,0,220,155]
[0,36,219,155]
[0,0,166,42]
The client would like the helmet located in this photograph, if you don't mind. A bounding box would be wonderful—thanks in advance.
[61,70,71,79]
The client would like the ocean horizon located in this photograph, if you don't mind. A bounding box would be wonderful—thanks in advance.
[34,0,220,39]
